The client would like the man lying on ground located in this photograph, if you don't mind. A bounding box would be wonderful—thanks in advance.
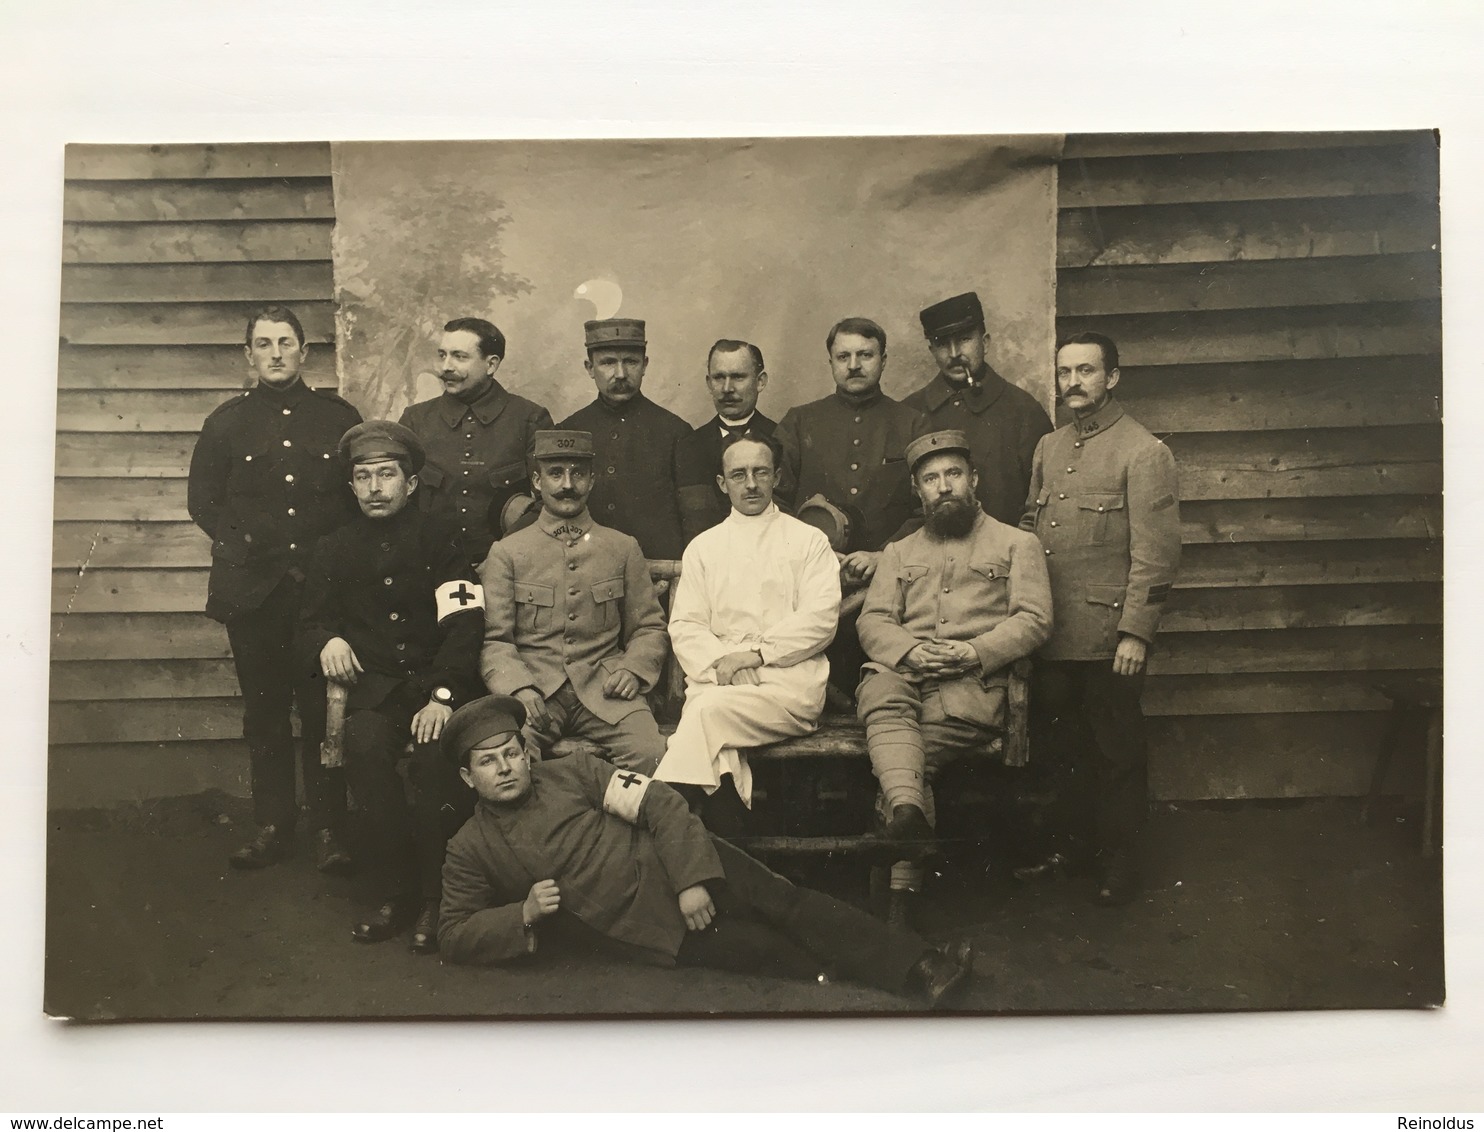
[437,694,978,1009]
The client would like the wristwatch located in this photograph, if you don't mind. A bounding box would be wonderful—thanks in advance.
[431,686,454,706]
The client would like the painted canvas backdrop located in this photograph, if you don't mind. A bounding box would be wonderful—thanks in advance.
[332,136,1059,426]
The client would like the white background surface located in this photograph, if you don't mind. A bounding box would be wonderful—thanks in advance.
[1,0,1480,1112]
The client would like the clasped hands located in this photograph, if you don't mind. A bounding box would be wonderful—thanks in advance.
[711,649,764,686]
[902,638,981,679]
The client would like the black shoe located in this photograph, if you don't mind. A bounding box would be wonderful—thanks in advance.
[1012,851,1069,884]
[936,937,975,972]
[314,828,354,876]
[868,804,936,866]
[409,900,440,955]
[1094,849,1142,906]
[229,824,292,870]
[352,897,418,944]
[907,946,973,1009]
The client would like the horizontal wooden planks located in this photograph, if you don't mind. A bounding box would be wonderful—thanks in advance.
[1176,539,1440,589]
[1180,496,1440,544]
[54,477,188,521]
[1061,131,1431,160]
[1059,142,1438,209]
[59,344,337,390]
[1168,424,1440,500]
[50,612,229,661]
[50,697,257,745]
[61,220,333,264]
[65,143,332,181]
[1143,670,1414,715]
[1117,355,1441,433]
[1059,300,1440,367]
[1057,193,1439,268]
[54,521,209,569]
[51,658,240,702]
[61,262,335,304]
[1161,582,1441,632]
[1059,251,1440,317]
[64,179,334,223]
[52,568,206,614]
[49,741,251,810]
[56,434,202,478]
[60,390,249,433]
[1152,625,1441,676]
[60,300,335,347]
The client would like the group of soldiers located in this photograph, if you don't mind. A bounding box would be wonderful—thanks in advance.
[185,291,1180,1009]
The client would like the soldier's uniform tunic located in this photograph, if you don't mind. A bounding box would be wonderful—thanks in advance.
[1022,396,1181,856]
[559,394,691,561]
[299,507,485,902]
[479,508,669,772]
[399,380,553,566]
[672,412,778,546]
[186,378,361,833]
[902,368,1053,528]
[439,751,932,994]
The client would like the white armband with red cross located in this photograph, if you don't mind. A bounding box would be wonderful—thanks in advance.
[435,579,484,622]
[602,769,652,825]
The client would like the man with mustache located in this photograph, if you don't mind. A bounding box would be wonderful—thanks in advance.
[672,339,779,546]
[398,317,554,567]
[559,319,691,561]
[654,433,841,834]
[187,305,362,872]
[479,430,669,774]
[1021,332,1181,906]
[856,430,1053,923]
[298,421,485,952]
[437,694,976,1009]
[903,292,1052,526]
[774,317,929,698]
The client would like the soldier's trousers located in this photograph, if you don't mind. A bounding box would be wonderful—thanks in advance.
[1030,659,1149,857]
[342,701,474,904]
[225,576,343,832]
[673,837,929,995]
[526,682,665,775]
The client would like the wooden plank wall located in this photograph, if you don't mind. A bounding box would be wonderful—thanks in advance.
[1057,132,1442,799]
[51,143,337,807]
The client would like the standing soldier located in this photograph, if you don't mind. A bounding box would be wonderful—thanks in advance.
[299,422,485,953]
[1023,331,1181,906]
[903,292,1052,527]
[398,317,554,567]
[186,305,361,871]
[559,319,691,562]
[672,339,779,546]
[774,317,928,697]
[480,430,670,774]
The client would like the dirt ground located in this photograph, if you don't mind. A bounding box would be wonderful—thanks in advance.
[43,791,1444,1021]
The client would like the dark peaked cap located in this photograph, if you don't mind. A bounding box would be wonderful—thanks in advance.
[339,420,426,473]
[919,292,986,338]
[441,694,528,764]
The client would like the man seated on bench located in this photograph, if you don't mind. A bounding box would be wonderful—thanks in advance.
[653,433,841,835]
[857,429,1053,923]
[438,694,977,1009]
[479,429,669,775]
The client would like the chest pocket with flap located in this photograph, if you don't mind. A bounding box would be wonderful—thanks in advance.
[592,576,625,630]
[1076,492,1126,546]
[514,580,555,632]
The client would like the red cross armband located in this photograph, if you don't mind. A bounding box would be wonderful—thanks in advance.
[435,579,484,622]
[603,769,652,825]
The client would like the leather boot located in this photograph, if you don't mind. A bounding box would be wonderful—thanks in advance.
[229,824,292,869]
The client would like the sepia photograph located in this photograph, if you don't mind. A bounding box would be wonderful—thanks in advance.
[43,131,1445,1023]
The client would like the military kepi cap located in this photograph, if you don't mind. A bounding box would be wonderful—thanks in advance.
[919,292,985,339]
[339,420,426,473]
[442,694,528,764]
[531,429,595,461]
[905,429,972,472]
[585,318,646,350]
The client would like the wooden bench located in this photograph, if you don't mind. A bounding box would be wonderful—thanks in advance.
[550,559,1033,855]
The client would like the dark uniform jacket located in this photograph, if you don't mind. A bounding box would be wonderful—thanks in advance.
[187,379,362,623]
[672,411,778,545]
[903,367,1053,527]
[298,508,485,714]
[774,389,928,553]
[558,394,691,561]
[439,754,724,966]
[1022,397,1181,660]
[399,380,554,566]
[479,508,669,724]
[858,509,1053,727]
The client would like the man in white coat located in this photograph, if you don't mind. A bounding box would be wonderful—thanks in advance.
[654,433,842,833]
